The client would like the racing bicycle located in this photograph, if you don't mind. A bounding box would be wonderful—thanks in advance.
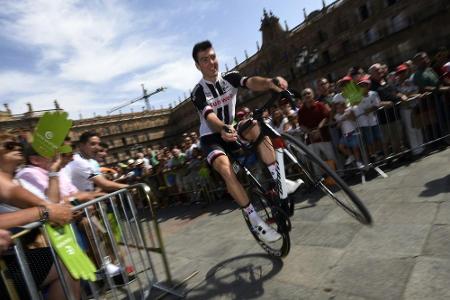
[226,90,372,257]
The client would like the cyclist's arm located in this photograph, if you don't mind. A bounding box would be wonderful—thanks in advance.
[245,76,287,92]
[206,113,237,142]
[206,112,227,133]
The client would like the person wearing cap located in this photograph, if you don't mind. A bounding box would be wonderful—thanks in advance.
[352,76,383,160]
[347,66,366,82]
[394,63,424,155]
[369,63,406,155]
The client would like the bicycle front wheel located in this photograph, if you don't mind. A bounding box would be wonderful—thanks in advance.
[242,188,291,258]
[281,133,372,225]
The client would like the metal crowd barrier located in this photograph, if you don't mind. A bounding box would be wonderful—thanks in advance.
[0,183,195,300]
[127,89,450,203]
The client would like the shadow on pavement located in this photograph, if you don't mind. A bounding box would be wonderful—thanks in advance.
[151,198,238,223]
[420,174,450,197]
[183,253,284,299]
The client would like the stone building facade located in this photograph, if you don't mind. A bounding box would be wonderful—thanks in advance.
[1,0,449,166]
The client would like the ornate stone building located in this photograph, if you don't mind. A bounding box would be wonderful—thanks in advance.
[2,0,449,166]
[164,0,450,148]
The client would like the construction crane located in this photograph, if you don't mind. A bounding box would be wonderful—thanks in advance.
[107,85,166,114]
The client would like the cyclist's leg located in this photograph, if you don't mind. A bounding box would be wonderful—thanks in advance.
[211,154,249,207]
[201,134,281,242]
[211,154,281,242]
[238,120,302,198]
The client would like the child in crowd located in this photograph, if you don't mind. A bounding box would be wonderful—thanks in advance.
[353,76,383,160]
[332,95,364,169]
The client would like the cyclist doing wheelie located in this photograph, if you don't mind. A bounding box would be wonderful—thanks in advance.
[190,41,303,243]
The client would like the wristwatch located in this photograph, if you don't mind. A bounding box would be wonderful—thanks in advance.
[38,206,50,223]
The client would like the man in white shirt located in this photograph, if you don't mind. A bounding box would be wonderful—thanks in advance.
[64,131,127,192]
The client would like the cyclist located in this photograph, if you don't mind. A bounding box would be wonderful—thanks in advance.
[191,40,302,243]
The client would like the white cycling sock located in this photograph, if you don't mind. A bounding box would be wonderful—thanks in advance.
[242,203,261,224]
[267,163,278,181]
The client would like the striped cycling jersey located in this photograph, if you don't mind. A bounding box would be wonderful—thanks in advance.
[191,71,248,137]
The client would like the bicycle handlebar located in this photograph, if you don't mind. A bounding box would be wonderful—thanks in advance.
[253,89,296,120]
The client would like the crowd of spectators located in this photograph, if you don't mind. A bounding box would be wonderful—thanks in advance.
[0,130,134,299]
[115,49,450,203]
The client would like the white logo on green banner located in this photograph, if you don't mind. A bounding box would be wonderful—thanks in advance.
[32,111,73,158]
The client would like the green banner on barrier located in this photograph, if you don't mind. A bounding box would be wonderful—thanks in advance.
[46,224,97,281]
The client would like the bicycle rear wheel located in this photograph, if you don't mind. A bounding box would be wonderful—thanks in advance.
[242,188,291,257]
[281,133,372,225]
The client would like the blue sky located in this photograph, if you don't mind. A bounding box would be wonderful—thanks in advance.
[0,0,323,119]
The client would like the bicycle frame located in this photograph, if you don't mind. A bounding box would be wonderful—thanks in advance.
[233,113,295,202]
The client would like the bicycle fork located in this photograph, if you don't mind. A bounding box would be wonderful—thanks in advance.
[274,146,289,201]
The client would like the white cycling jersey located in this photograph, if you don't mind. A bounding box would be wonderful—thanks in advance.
[191,71,248,137]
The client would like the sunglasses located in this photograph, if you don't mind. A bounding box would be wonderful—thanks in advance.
[2,141,23,151]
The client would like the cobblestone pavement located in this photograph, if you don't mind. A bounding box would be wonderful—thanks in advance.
[149,148,450,300]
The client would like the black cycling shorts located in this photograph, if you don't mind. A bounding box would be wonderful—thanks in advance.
[200,133,243,165]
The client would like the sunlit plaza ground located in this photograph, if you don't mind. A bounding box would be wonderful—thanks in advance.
[148,148,450,299]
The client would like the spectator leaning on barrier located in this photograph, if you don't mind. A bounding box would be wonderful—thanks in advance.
[332,94,363,169]
[137,152,151,173]
[353,76,383,160]
[63,131,127,192]
[16,143,102,205]
[190,131,200,149]
[394,63,425,155]
[168,147,187,193]
[432,46,449,78]
[369,63,405,154]
[316,77,335,108]
[348,66,366,82]
[269,108,290,134]
[0,132,79,300]
[412,52,439,92]
[297,88,337,173]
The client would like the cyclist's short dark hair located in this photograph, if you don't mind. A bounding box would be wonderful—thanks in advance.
[99,142,109,149]
[192,40,213,63]
[79,131,98,144]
